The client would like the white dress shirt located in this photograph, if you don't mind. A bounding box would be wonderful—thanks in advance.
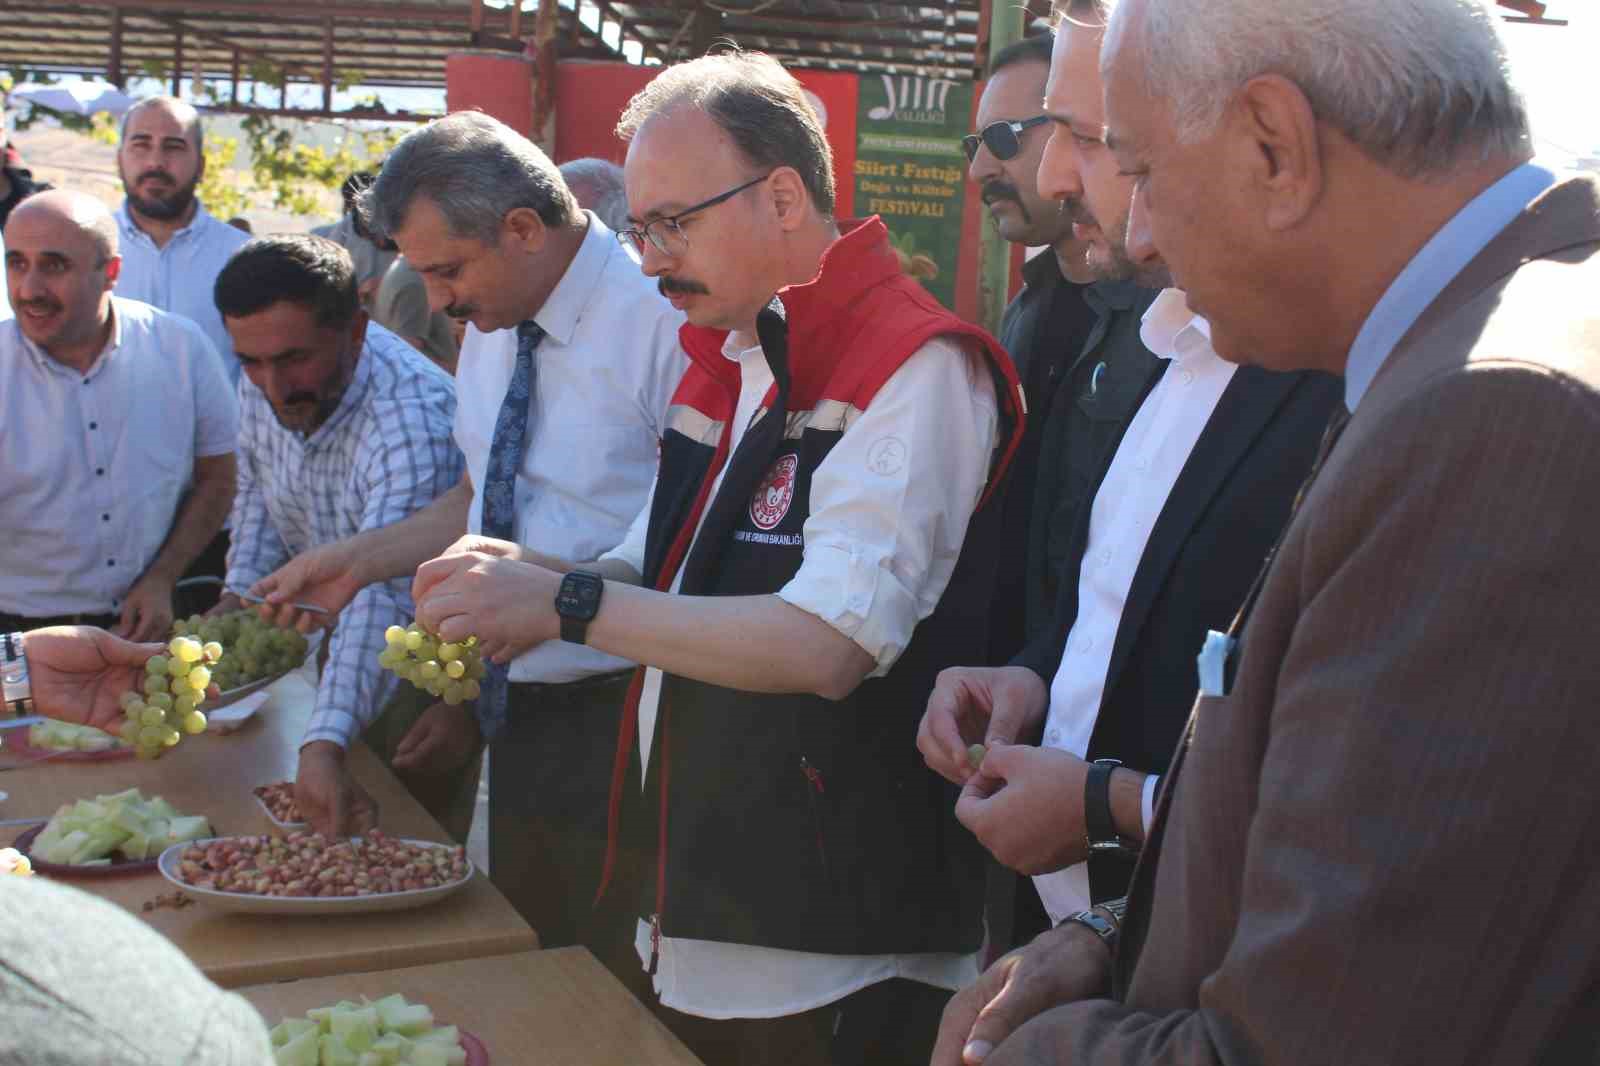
[603,332,998,1019]
[226,326,462,750]
[1032,288,1235,925]
[0,297,237,617]
[453,212,686,683]
[113,203,251,384]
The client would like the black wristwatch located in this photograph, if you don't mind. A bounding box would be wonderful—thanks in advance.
[554,570,605,645]
[1085,757,1133,856]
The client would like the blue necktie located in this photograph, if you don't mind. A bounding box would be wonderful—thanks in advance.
[474,320,544,741]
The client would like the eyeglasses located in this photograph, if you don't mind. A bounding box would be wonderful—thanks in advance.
[617,173,771,258]
[962,116,1050,163]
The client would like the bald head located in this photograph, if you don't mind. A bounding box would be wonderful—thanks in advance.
[5,189,119,262]
[4,190,122,367]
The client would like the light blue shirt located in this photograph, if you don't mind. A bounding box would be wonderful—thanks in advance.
[1343,163,1557,411]
[113,202,251,384]
[0,297,236,616]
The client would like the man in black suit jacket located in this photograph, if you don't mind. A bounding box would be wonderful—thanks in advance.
[917,3,1340,954]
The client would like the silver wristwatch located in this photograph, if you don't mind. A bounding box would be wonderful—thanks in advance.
[2,632,32,716]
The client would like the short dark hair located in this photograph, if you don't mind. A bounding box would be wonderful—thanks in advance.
[616,50,835,218]
[988,32,1055,78]
[214,235,360,329]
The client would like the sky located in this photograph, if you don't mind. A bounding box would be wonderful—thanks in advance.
[1498,1,1600,165]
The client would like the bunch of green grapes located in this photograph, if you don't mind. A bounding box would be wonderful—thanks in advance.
[377,623,486,706]
[172,610,309,691]
[118,636,220,759]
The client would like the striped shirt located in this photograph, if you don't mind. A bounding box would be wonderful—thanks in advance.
[225,324,463,749]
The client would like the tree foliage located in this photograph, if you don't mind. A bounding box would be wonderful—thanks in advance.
[3,66,407,220]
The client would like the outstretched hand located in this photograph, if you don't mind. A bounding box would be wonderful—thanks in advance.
[21,626,164,733]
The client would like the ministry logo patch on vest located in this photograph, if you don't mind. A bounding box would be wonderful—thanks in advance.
[750,452,800,531]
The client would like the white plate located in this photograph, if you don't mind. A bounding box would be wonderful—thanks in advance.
[251,789,307,831]
[157,835,475,916]
[207,690,272,732]
[208,673,286,709]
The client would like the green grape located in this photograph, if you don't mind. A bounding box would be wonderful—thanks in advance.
[182,711,207,735]
[123,698,146,719]
[418,660,442,681]
[119,690,142,711]
[202,641,223,662]
[168,656,190,678]
[145,655,169,676]
[138,724,165,747]
[174,639,203,664]
[187,666,211,691]
[443,681,465,704]
[143,675,167,696]
[438,642,462,663]
[119,720,141,744]
[385,625,406,646]
[463,680,481,700]
[139,706,166,727]
[445,659,466,679]
[148,693,174,712]
[175,692,199,715]
[161,727,181,747]
[404,630,424,651]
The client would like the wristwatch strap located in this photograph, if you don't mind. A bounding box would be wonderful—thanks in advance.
[559,615,588,645]
[1064,907,1118,951]
[1085,757,1125,853]
[2,632,32,716]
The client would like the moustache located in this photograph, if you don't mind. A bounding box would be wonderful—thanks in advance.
[1063,196,1097,228]
[17,300,61,316]
[137,169,176,185]
[281,393,318,408]
[981,180,1020,206]
[444,303,477,321]
[658,276,709,298]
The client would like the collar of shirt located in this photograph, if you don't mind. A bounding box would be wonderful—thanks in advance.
[528,211,616,347]
[13,298,124,380]
[297,332,378,447]
[114,200,217,250]
[1083,277,1146,318]
[1139,287,1213,367]
[1343,161,1558,412]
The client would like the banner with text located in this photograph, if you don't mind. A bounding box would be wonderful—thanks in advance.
[852,73,973,309]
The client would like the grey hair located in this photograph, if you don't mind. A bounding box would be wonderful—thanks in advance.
[364,111,579,244]
[559,157,629,233]
[118,96,204,155]
[616,50,836,217]
[1103,0,1532,178]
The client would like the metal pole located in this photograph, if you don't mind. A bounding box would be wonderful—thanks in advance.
[231,49,240,106]
[171,25,184,96]
[107,8,124,88]
[977,0,1023,335]
[322,17,334,113]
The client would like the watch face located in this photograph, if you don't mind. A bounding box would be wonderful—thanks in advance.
[558,573,603,622]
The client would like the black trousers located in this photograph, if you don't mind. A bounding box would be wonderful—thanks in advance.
[489,671,638,983]
[0,610,120,632]
[657,977,953,1066]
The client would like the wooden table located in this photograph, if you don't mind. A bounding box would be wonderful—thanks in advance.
[1,668,537,987]
[238,948,702,1066]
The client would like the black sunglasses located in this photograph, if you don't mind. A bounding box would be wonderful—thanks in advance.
[962,116,1050,163]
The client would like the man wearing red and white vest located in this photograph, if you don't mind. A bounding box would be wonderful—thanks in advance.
[412,51,1024,1066]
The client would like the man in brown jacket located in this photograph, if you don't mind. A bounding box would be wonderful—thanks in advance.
[933,0,1600,1063]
